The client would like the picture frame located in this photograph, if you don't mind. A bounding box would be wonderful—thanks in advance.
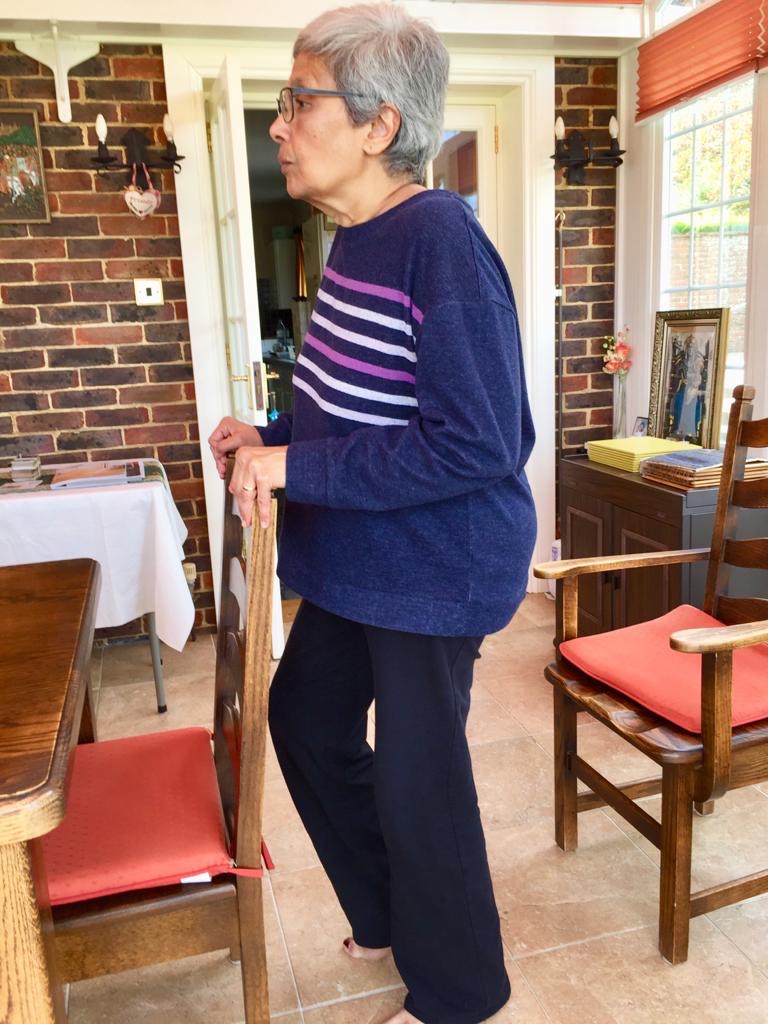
[648,308,729,449]
[0,109,50,224]
[632,416,649,437]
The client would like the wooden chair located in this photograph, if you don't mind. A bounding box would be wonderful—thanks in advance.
[43,467,275,1023]
[534,385,768,964]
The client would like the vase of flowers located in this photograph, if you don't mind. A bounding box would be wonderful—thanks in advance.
[602,328,632,438]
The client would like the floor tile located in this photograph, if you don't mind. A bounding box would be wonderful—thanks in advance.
[606,785,768,889]
[301,987,405,1022]
[488,811,658,957]
[517,917,768,1023]
[270,867,402,1006]
[263,771,322,875]
[68,949,249,1024]
[472,737,553,831]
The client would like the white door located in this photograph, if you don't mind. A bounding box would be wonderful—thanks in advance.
[429,104,498,245]
[209,57,266,426]
[208,59,283,655]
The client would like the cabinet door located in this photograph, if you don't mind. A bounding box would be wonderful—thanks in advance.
[561,486,612,636]
[612,506,681,629]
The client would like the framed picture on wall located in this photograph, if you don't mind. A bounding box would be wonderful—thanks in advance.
[648,308,729,449]
[0,109,50,224]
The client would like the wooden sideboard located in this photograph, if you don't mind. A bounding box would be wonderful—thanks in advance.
[559,456,767,637]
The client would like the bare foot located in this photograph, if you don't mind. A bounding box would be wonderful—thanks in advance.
[342,937,391,961]
[378,1011,423,1024]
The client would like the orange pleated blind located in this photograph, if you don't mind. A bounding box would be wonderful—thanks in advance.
[636,0,765,121]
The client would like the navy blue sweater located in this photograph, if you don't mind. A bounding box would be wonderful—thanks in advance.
[258,189,536,636]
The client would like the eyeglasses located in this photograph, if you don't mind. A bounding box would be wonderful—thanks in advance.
[276,86,364,124]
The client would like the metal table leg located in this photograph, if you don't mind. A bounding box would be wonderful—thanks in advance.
[146,612,167,713]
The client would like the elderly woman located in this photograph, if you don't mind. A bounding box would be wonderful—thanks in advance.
[209,5,536,1022]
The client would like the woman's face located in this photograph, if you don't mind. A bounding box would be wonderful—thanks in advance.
[269,53,370,209]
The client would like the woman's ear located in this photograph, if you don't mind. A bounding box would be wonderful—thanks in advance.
[363,104,401,156]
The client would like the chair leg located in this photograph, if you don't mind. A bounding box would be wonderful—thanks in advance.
[659,765,694,964]
[554,686,578,852]
[694,800,715,816]
[238,878,269,1024]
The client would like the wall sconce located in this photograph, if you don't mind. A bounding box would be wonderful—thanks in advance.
[551,115,625,186]
[92,113,185,190]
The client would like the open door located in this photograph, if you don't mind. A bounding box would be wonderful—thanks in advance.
[209,57,284,656]
[209,57,266,425]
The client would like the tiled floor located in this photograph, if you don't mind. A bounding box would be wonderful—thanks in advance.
[68,594,768,1023]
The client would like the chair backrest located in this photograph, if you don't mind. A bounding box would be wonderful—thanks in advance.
[214,464,275,875]
[704,385,768,624]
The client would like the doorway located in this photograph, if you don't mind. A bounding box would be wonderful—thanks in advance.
[164,46,555,613]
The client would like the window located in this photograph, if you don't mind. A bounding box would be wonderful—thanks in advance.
[659,76,753,441]
[653,0,710,31]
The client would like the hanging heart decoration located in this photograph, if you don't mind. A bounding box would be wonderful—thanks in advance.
[123,163,162,220]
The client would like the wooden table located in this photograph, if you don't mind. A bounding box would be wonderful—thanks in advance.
[0,559,100,1023]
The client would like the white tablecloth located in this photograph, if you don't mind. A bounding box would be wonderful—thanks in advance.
[0,477,194,651]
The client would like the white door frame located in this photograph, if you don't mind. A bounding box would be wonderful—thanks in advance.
[163,41,555,613]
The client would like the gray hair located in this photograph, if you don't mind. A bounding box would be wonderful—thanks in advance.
[293,3,449,182]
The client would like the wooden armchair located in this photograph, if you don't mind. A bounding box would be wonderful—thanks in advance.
[43,467,275,1023]
[534,385,768,964]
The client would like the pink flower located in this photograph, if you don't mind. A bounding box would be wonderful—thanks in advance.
[602,328,632,376]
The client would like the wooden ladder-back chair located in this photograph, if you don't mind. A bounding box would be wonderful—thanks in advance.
[44,467,275,1023]
[534,385,768,964]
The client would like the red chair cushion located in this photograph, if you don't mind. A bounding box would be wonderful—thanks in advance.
[559,605,768,734]
[42,727,234,906]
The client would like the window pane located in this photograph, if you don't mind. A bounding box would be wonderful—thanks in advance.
[661,81,752,447]
[691,208,720,288]
[689,287,719,307]
[725,77,754,114]
[696,90,725,126]
[722,223,749,284]
[693,122,724,204]
[724,112,752,199]
[665,215,691,289]
[669,104,694,135]
[669,133,693,212]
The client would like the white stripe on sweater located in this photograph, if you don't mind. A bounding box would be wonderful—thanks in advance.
[311,311,417,363]
[316,287,414,337]
[293,375,411,427]
[298,354,418,407]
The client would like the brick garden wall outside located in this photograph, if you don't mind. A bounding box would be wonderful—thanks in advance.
[555,57,618,457]
[0,42,214,636]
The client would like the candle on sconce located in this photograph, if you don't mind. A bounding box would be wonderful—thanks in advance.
[163,113,174,143]
[95,113,108,144]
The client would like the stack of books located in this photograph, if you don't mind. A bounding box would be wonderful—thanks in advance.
[640,449,768,490]
[586,437,700,474]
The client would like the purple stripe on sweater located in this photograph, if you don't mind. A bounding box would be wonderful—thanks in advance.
[324,265,424,324]
[304,332,417,384]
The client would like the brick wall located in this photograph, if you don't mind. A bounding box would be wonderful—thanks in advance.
[0,42,214,636]
[554,57,618,456]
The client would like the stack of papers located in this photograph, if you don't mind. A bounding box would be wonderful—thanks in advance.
[50,460,145,489]
[640,449,768,489]
[586,437,700,474]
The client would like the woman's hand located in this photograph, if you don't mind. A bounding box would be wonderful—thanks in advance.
[230,445,288,529]
[208,416,263,479]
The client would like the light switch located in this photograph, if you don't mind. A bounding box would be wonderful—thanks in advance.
[134,278,164,306]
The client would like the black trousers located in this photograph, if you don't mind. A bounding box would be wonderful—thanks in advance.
[268,600,511,1024]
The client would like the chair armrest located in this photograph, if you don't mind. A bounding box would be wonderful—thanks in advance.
[670,618,768,654]
[533,547,710,581]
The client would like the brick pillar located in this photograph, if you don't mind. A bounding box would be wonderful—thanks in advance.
[554,57,618,461]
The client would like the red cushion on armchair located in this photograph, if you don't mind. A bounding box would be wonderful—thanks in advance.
[42,727,234,906]
[559,605,768,734]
